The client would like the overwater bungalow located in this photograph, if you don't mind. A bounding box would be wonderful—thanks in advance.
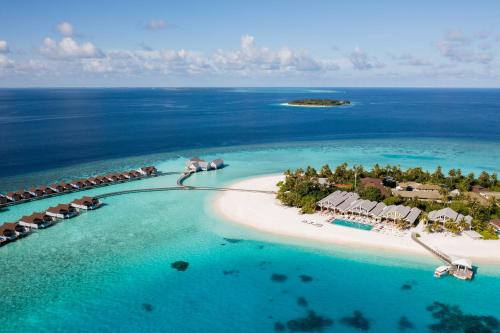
[17,190,34,200]
[210,159,224,170]
[2,222,29,238]
[88,177,102,185]
[28,188,45,197]
[0,194,11,205]
[6,192,23,201]
[59,182,74,191]
[70,196,101,210]
[49,184,63,193]
[140,166,158,176]
[427,208,472,229]
[96,176,111,184]
[39,186,56,195]
[81,179,94,187]
[46,204,78,219]
[0,223,18,241]
[19,212,54,229]
[70,180,87,189]
[104,174,119,182]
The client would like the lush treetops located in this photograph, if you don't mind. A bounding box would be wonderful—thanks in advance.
[276,163,499,239]
[288,99,350,106]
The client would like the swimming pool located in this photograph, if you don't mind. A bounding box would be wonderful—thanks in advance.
[331,219,373,231]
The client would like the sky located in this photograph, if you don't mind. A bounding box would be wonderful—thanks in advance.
[1,0,500,87]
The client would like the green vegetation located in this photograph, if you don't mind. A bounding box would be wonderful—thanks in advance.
[276,163,499,238]
[288,99,350,106]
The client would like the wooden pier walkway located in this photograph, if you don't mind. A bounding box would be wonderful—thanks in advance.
[411,232,452,264]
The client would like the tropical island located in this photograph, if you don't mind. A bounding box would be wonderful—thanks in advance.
[287,99,351,107]
[214,163,500,267]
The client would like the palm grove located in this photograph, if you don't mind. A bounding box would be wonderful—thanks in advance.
[276,163,499,239]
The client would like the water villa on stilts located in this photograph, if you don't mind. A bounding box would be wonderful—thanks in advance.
[0,166,159,209]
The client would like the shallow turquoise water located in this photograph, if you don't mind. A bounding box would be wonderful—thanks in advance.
[332,219,374,231]
[1,138,500,332]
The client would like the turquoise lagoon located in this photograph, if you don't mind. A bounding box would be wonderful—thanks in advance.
[1,138,500,332]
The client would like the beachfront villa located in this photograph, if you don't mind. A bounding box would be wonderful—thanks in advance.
[19,212,55,229]
[46,204,78,219]
[70,197,101,211]
[427,208,472,229]
[186,157,224,172]
[317,190,421,225]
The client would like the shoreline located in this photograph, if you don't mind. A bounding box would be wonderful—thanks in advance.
[213,174,500,266]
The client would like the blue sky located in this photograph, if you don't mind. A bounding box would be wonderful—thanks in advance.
[1,0,500,87]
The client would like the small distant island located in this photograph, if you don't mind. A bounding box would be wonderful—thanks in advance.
[287,99,351,107]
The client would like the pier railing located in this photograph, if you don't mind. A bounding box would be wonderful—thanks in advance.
[411,232,452,264]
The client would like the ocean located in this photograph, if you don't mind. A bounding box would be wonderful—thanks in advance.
[1,88,500,332]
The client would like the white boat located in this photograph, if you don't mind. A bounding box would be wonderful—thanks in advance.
[434,265,450,278]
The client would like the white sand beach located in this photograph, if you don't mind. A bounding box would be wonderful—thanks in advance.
[214,175,500,264]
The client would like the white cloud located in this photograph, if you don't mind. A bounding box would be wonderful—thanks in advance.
[145,19,169,31]
[0,55,14,70]
[0,40,9,53]
[57,22,74,37]
[436,31,494,64]
[395,54,432,67]
[211,34,337,74]
[349,47,384,70]
[41,36,103,59]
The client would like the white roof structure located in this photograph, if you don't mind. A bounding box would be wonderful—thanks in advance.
[452,258,472,269]
[428,208,472,224]
[463,230,483,240]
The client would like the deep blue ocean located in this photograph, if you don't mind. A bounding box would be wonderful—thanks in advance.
[1,88,500,332]
[1,88,499,179]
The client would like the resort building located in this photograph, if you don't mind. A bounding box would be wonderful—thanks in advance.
[427,208,472,228]
[19,212,54,229]
[489,219,500,232]
[317,190,421,225]
[393,182,442,201]
[70,197,101,210]
[186,157,224,173]
[46,204,78,219]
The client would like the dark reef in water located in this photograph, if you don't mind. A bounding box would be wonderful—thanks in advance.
[426,301,500,333]
[142,303,153,312]
[286,311,333,332]
[340,311,371,331]
[401,283,412,290]
[171,261,189,271]
[398,316,414,331]
[297,297,308,308]
[223,269,239,276]
[223,238,243,243]
[271,273,288,282]
[299,274,313,283]
[274,322,286,331]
